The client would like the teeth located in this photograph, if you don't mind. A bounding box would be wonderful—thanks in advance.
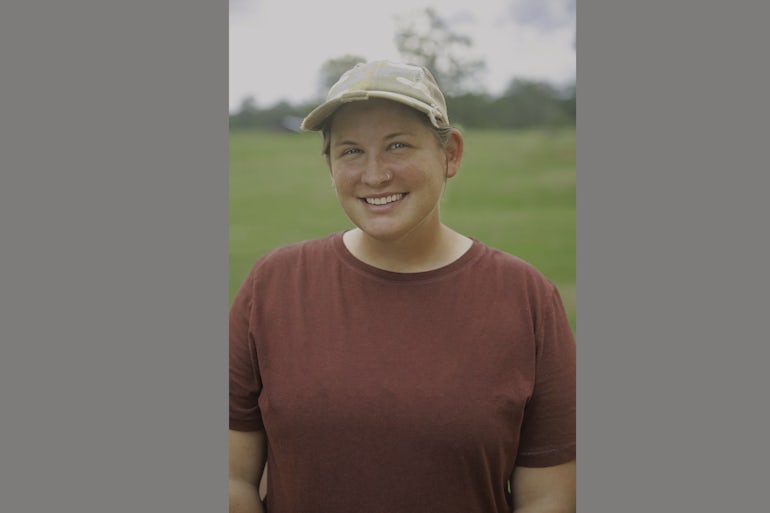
[365,194,404,205]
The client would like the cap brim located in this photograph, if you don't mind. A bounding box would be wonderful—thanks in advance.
[300,91,444,132]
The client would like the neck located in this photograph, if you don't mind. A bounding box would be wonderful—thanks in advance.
[343,224,472,273]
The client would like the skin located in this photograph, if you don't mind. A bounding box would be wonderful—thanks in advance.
[228,430,266,513]
[228,97,576,512]
[512,460,576,513]
[326,98,472,273]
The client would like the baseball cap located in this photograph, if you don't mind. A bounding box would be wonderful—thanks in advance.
[301,60,450,132]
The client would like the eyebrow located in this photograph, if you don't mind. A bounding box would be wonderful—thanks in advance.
[383,131,412,141]
[332,132,414,148]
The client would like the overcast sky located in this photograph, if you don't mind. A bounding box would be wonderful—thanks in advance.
[229,0,575,112]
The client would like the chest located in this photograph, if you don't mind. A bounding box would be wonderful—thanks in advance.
[254,282,536,452]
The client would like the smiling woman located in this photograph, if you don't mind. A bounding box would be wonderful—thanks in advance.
[229,60,575,513]
[321,98,469,271]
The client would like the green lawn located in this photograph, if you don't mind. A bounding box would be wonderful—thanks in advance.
[230,128,575,332]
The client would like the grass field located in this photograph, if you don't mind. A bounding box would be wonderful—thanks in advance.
[230,127,575,332]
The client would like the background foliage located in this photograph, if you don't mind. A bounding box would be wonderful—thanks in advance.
[229,8,575,132]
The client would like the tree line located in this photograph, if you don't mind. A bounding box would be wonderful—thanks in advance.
[229,79,575,132]
[230,8,575,131]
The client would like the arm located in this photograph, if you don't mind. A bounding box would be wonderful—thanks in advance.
[229,429,267,513]
[511,460,576,513]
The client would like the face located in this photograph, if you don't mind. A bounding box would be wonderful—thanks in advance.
[327,99,463,244]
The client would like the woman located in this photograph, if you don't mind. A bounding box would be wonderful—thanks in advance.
[229,60,575,513]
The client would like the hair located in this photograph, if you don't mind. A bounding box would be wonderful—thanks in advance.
[320,103,456,163]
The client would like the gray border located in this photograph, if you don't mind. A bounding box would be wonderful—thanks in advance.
[3,1,770,511]
[1,2,227,511]
[579,1,769,511]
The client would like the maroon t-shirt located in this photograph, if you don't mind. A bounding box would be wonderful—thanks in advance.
[230,232,575,513]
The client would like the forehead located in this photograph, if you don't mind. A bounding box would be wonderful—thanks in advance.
[329,99,428,133]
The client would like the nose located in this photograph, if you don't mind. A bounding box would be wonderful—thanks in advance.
[361,156,393,187]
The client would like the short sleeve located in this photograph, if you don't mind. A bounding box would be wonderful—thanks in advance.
[516,284,576,467]
[229,270,264,431]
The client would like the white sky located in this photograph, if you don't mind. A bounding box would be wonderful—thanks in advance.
[229,0,575,112]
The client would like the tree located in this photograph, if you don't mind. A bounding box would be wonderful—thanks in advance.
[229,95,259,129]
[317,54,367,99]
[393,8,485,96]
[493,79,570,128]
[558,82,576,126]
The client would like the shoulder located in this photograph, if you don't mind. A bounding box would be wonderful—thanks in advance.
[233,234,340,307]
[474,242,557,294]
[245,233,340,281]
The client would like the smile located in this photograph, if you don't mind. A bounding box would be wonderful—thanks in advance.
[363,193,405,206]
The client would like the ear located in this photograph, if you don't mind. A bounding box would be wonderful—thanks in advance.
[444,129,464,179]
[326,158,338,190]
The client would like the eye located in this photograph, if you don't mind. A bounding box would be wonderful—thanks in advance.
[390,142,408,150]
[341,147,363,156]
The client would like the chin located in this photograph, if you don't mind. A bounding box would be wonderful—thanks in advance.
[357,226,405,242]
[346,219,403,241]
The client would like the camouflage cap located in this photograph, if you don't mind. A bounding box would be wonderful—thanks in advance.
[301,60,450,132]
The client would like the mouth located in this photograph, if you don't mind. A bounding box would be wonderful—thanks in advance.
[362,193,407,206]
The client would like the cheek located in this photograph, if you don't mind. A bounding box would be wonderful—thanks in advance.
[330,167,358,194]
[383,155,429,180]
[407,157,446,189]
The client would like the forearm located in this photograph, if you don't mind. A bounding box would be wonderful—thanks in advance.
[229,479,265,513]
[511,461,575,513]
[513,504,574,513]
[229,430,267,512]
[511,488,575,513]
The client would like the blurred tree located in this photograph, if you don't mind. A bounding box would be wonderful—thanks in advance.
[492,79,570,128]
[230,96,315,132]
[445,93,494,128]
[394,8,486,96]
[238,95,258,112]
[317,54,367,98]
[558,82,576,125]
[229,95,259,129]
